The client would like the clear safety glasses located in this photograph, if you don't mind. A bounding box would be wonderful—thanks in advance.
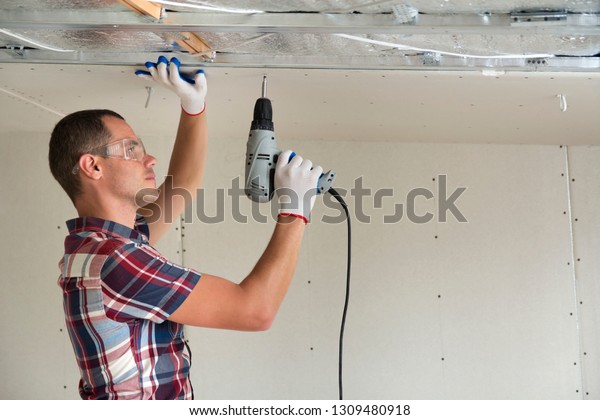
[72,138,147,174]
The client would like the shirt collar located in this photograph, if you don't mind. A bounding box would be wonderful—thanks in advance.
[66,215,149,244]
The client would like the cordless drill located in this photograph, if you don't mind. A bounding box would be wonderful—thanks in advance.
[244,76,336,202]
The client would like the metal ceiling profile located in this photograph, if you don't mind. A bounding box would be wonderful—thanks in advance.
[0,0,598,71]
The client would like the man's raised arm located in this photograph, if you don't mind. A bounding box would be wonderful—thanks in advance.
[135,56,208,244]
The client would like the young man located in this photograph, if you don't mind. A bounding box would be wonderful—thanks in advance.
[48,56,322,399]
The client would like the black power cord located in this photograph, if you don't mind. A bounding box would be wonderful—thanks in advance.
[327,187,351,400]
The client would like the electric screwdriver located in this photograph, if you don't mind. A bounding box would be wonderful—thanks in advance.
[244,76,336,203]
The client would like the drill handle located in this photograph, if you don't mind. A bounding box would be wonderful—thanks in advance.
[286,152,336,195]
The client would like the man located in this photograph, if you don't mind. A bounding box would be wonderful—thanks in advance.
[48,56,322,399]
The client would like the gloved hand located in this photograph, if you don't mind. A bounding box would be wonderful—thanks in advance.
[135,56,207,116]
[275,150,323,224]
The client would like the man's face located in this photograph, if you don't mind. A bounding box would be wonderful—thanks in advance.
[100,116,158,205]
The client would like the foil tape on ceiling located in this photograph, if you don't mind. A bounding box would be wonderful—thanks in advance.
[0,0,598,69]
[5,30,174,52]
[197,32,600,57]
[155,0,600,13]
[2,0,120,10]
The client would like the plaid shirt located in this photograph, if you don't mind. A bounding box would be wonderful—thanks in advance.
[57,215,201,400]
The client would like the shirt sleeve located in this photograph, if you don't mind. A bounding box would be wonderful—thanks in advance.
[100,242,201,323]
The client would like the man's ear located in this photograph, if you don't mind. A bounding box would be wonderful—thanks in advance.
[78,154,103,180]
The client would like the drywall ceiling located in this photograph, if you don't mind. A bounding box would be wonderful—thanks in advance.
[0,1,598,147]
[2,63,599,146]
[0,1,598,71]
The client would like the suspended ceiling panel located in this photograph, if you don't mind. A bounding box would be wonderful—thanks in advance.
[2,63,599,145]
[0,1,598,71]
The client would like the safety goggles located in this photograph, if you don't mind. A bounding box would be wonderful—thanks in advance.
[72,138,147,174]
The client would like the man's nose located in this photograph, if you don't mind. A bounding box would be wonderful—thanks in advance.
[144,154,157,167]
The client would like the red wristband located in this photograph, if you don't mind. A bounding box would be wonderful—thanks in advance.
[181,103,206,116]
[278,213,309,225]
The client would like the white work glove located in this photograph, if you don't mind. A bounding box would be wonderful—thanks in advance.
[135,56,207,115]
[275,150,323,224]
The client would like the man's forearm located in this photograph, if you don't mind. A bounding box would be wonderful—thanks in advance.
[168,110,208,191]
[142,111,207,244]
[240,216,306,326]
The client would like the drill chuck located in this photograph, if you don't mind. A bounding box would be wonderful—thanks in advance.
[251,98,274,131]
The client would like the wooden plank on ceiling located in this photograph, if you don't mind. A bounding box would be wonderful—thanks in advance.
[117,0,162,20]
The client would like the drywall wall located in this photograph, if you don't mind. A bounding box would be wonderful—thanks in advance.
[0,64,598,399]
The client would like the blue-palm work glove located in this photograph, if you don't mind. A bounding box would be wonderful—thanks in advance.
[135,56,207,115]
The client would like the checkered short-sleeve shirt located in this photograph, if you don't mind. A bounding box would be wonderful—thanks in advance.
[58,215,201,400]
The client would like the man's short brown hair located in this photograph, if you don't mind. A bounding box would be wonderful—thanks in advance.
[48,109,124,203]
